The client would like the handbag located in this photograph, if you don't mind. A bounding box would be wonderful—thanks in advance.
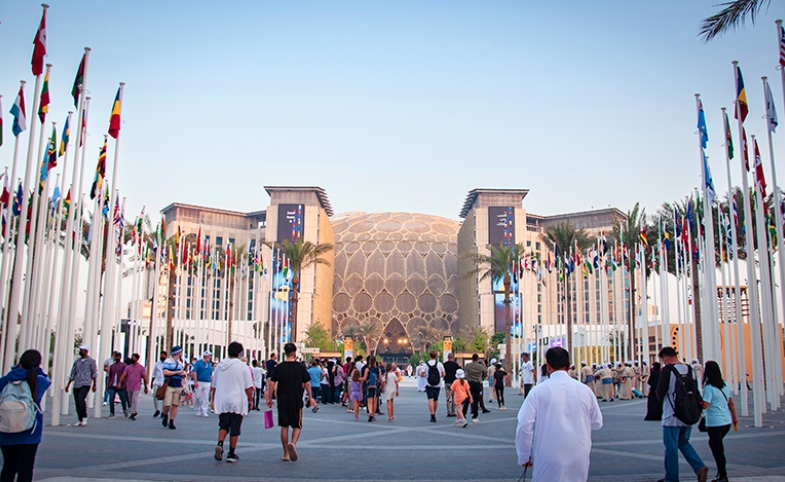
[154,380,169,400]
[264,409,274,429]
[698,387,728,432]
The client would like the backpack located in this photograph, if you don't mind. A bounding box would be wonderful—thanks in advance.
[0,380,40,434]
[368,368,379,388]
[427,361,441,386]
[668,365,703,425]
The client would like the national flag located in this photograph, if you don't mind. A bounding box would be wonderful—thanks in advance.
[195,226,202,254]
[600,230,608,254]
[687,201,695,231]
[673,206,681,239]
[108,87,121,139]
[90,137,107,200]
[0,97,3,148]
[780,25,785,68]
[663,229,671,252]
[12,183,23,217]
[59,115,70,157]
[723,110,734,159]
[46,124,57,170]
[697,99,709,148]
[0,173,8,206]
[50,185,61,217]
[742,127,749,171]
[63,189,71,219]
[31,8,47,76]
[753,138,767,198]
[639,225,648,246]
[71,54,86,107]
[283,255,289,278]
[38,69,52,125]
[704,150,717,205]
[10,86,27,137]
[735,65,748,122]
[765,78,778,133]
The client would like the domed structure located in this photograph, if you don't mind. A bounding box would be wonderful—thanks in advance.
[331,212,460,355]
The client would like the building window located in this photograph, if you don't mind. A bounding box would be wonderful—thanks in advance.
[535,242,541,251]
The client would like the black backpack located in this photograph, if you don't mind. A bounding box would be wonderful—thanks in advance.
[427,361,441,386]
[668,365,703,425]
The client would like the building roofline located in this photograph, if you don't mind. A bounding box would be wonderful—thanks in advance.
[160,202,262,218]
[264,186,334,217]
[459,188,529,219]
[536,207,626,221]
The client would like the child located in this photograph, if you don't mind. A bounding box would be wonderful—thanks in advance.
[350,369,362,421]
[450,369,472,428]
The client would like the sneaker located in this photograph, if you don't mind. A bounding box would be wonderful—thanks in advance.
[168,420,176,430]
[106,414,115,419]
[153,410,160,417]
[430,415,436,423]
[453,420,461,426]
[462,420,469,428]
[500,406,507,411]
[446,413,456,417]
[80,419,88,426]
[130,413,137,421]
[472,418,480,423]
[226,453,239,463]
[710,476,728,482]
[102,402,107,406]
[347,408,354,413]
[162,414,169,427]
[482,409,491,414]
[123,409,129,418]
[214,445,223,461]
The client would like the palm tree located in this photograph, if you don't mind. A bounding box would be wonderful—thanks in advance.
[411,325,445,355]
[610,203,645,362]
[265,238,333,343]
[541,222,592,357]
[462,243,526,386]
[358,320,384,356]
[700,0,772,41]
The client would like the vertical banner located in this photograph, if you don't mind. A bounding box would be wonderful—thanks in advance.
[343,338,354,360]
[277,204,304,243]
[443,339,453,362]
[489,206,516,332]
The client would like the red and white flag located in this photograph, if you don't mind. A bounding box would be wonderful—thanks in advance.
[780,24,785,68]
[753,138,767,198]
[31,7,47,76]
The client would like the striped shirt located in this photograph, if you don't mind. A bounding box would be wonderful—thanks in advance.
[69,356,98,388]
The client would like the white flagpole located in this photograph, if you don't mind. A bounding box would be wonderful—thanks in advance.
[717,204,732,382]
[114,198,126,355]
[33,169,57,354]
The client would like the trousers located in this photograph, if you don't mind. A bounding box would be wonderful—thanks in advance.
[107,387,128,415]
[663,425,705,482]
[467,381,482,419]
[127,390,140,413]
[707,424,731,478]
[0,444,39,482]
[73,386,90,422]
[194,382,211,415]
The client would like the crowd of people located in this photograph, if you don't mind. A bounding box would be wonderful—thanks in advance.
[0,341,746,482]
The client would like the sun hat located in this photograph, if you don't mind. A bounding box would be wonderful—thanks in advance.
[456,369,465,379]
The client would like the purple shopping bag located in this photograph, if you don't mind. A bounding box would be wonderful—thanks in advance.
[264,409,274,429]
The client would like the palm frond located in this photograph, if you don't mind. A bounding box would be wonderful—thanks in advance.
[699,0,771,42]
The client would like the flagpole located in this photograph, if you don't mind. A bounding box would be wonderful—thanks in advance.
[52,79,90,424]
[777,20,785,116]
[762,77,785,405]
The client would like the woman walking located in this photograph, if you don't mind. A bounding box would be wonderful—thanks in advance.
[350,369,362,421]
[702,361,738,482]
[0,350,51,482]
[644,362,662,421]
[492,363,508,410]
[382,363,399,422]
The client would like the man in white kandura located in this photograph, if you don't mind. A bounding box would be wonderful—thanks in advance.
[516,347,603,482]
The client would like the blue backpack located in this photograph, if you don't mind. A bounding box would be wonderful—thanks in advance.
[368,368,379,388]
[0,381,40,434]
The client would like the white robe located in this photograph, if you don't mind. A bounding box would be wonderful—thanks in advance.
[416,364,427,392]
[516,370,603,482]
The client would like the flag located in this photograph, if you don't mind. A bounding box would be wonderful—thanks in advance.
[704,150,717,205]
[10,86,27,137]
[687,201,695,231]
[38,69,51,124]
[753,138,767,198]
[31,8,47,76]
[697,99,709,148]
[0,97,4,148]
[59,115,70,157]
[63,189,71,219]
[90,137,107,200]
[196,226,202,254]
[46,124,57,170]
[0,173,8,206]
[663,229,671,252]
[735,65,748,122]
[639,225,648,246]
[50,185,61,216]
[71,54,86,107]
[765,79,778,133]
[108,87,121,139]
[742,127,749,171]
[780,25,785,68]
[723,110,734,159]
[12,184,23,217]
[600,230,608,254]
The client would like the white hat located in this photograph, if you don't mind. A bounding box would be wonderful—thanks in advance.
[78,344,89,351]
[456,369,466,379]
[203,350,213,357]
[490,358,497,365]
[634,360,639,364]
[692,358,699,364]
[581,361,586,366]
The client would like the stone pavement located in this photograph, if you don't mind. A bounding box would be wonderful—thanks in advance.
[18,377,785,481]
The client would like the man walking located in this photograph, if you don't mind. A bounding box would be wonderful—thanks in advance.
[106,352,129,419]
[307,360,322,408]
[265,353,278,379]
[65,344,98,427]
[266,343,316,462]
[520,352,535,399]
[516,347,603,481]
[151,351,167,417]
[162,346,186,430]
[463,354,486,423]
[212,342,254,463]
[251,360,264,410]
[656,347,709,482]
[443,352,459,417]
[423,350,445,423]
[119,353,148,420]
[192,351,214,417]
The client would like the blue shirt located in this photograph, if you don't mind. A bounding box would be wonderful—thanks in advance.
[0,367,51,446]
[307,367,323,388]
[162,358,184,388]
[702,384,732,427]
[193,359,213,382]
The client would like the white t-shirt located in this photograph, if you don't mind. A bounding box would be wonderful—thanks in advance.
[251,367,264,389]
[212,358,253,415]
[424,360,445,388]
[522,361,535,385]
[355,361,365,374]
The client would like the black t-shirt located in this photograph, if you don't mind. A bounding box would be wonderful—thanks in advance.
[443,361,460,384]
[266,359,277,378]
[493,369,507,388]
[269,361,310,410]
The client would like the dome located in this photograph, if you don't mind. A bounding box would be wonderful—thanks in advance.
[331,212,460,344]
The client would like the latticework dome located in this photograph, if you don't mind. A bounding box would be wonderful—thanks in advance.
[331,212,460,345]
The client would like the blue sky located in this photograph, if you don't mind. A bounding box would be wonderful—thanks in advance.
[0,1,783,223]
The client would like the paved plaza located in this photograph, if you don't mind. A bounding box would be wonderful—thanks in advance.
[18,378,785,482]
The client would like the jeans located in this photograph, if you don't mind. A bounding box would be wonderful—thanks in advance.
[0,443,39,482]
[193,382,211,415]
[107,387,128,416]
[334,384,342,403]
[707,424,731,478]
[495,386,505,407]
[310,385,320,405]
[254,386,262,409]
[468,381,482,419]
[663,425,705,482]
[523,383,533,399]
[73,385,90,422]
[320,384,330,404]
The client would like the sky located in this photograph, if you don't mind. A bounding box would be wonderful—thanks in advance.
[1,1,784,224]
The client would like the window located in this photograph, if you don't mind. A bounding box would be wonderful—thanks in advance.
[216,236,223,247]
[535,242,541,251]
[526,240,531,247]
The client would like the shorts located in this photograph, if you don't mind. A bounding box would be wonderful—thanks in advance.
[278,407,303,429]
[164,386,182,406]
[367,387,378,398]
[602,378,613,385]
[425,386,440,401]
[218,412,244,436]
